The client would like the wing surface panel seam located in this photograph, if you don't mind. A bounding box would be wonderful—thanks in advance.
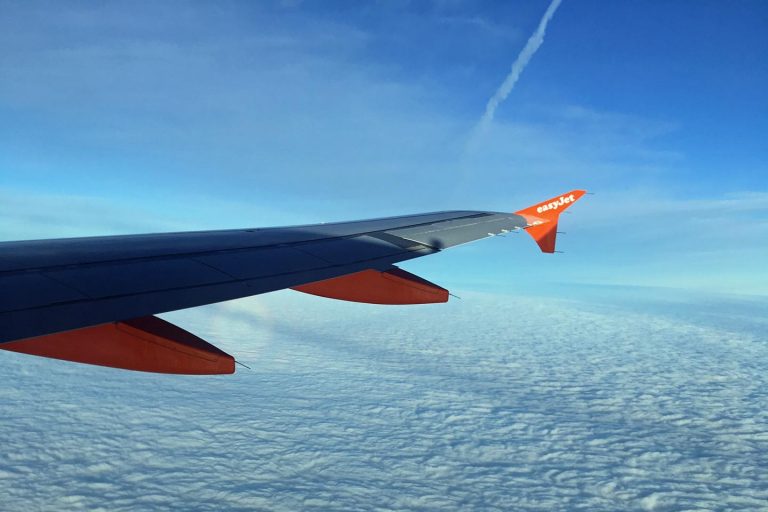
[0,212,488,275]
[0,248,436,315]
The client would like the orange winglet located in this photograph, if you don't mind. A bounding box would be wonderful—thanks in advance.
[293,267,449,304]
[515,190,587,253]
[0,316,235,375]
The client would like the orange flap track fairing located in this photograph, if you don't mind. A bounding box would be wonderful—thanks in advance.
[0,316,235,374]
[292,267,449,305]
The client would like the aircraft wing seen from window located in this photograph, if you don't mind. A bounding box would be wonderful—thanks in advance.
[0,190,586,375]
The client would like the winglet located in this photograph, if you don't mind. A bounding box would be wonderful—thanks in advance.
[514,190,587,253]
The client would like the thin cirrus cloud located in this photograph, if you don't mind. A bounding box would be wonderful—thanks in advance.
[0,1,682,207]
[1,290,767,511]
[469,0,563,149]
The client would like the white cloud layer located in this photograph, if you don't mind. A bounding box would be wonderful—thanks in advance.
[1,289,766,510]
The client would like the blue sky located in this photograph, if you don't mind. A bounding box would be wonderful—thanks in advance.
[1,0,766,293]
[2,4,768,510]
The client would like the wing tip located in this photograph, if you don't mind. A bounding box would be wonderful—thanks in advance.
[515,189,588,253]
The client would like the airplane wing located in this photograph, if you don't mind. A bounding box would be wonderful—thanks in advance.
[0,190,586,374]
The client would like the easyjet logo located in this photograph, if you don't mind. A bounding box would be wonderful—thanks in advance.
[536,194,575,214]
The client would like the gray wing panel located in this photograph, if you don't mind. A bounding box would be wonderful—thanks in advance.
[0,273,87,311]
[45,259,233,299]
[194,247,327,280]
[298,236,406,265]
[386,213,527,248]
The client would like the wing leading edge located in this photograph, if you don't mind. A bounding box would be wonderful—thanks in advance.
[0,190,586,374]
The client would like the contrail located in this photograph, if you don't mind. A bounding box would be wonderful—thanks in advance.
[470,0,563,144]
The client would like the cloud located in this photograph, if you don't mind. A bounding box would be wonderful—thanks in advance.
[1,1,684,217]
[1,290,767,510]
